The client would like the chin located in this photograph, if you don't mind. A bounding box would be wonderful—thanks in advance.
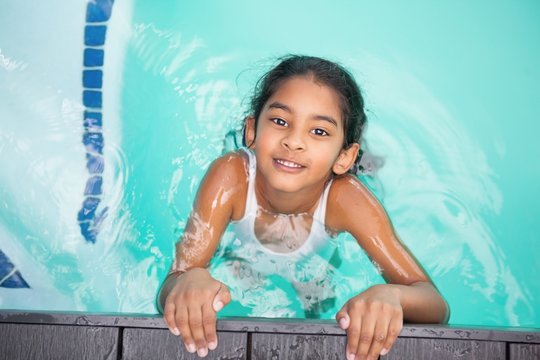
[271,182,301,193]
[266,176,304,193]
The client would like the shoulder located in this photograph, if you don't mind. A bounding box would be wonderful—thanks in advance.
[327,174,382,211]
[201,150,249,220]
[206,150,249,177]
[326,174,388,233]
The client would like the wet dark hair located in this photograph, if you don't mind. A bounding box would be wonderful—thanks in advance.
[245,54,367,171]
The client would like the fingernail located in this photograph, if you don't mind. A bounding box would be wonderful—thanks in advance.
[185,343,196,353]
[214,301,224,312]
[347,352,355,360]
[381,348,389,355]
[171,327,180,336]
[208,340,218,350]
[339,318,348,329]
[197,347,208,357]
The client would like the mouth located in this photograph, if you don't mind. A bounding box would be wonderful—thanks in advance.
[274,158,305,170]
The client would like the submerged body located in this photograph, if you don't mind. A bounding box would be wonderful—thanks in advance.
[159,56,449,359]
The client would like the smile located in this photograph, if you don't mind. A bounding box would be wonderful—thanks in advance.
[275,159,304,168]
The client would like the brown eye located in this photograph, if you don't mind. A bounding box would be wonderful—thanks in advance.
[312,128,329,136]
[271,118,288,127]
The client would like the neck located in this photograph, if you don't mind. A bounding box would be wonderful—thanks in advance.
[254,175,328,215]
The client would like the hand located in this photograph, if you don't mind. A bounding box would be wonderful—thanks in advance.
[163,268,231,358]
[336,284,403,360]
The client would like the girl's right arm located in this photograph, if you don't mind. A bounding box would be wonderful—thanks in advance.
[157,151,247,357]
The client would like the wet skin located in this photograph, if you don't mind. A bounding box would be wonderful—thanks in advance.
[158,76,449,359]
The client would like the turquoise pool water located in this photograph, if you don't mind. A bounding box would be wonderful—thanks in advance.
[1,0,539,327]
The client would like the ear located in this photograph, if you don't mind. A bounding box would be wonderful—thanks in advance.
[244,116,256,149]
[332,143,360,175]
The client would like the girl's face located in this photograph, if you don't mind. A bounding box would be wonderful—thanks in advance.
[246,76,358,195]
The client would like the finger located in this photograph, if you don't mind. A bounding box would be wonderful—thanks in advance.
[345,312,362,359]
[356,313,376,359]
[176,306,196,354]
[336,310,350,330]
[381,314,403,357]
[213,283,231,312]
[201,302,218,350]
[163,300,180,336]
[188,306,208,357]
[367,315,391,359]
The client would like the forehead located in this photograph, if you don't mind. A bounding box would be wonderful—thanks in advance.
[265,76,344,126]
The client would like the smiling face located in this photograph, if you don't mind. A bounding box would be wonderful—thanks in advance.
[245,75,359,200]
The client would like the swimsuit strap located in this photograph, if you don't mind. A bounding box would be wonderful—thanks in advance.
[241,148,258,216]
[312,178,333,227]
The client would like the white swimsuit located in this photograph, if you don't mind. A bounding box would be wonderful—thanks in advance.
[209,148,340,316]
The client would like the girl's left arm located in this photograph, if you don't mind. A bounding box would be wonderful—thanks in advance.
[327,175,449,359]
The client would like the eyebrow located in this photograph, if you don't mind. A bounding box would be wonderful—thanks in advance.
[267,101,339,127]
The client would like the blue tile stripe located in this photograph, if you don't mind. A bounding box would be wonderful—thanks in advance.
[84,49,104,67]
[0,250,29,288]
[84,26,107,46]
[86,0,114,22]
[83,70,103,88]
[78,0,115,243]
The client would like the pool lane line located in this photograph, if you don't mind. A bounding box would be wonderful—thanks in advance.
[78,0,115,243]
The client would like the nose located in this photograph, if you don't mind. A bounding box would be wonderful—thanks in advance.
[281,130,306,151]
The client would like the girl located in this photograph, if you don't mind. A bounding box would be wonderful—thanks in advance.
[158,55,449,360]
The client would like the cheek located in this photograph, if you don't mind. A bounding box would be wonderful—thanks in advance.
[325,147,346,168]
[255,128,277,147]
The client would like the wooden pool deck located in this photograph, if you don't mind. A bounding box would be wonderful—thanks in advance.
[1,311,539,359]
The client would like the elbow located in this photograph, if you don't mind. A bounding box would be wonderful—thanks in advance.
[428,285,450,324]
[407,281,450,324]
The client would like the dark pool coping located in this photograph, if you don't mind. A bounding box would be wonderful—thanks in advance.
[1,310,539,344]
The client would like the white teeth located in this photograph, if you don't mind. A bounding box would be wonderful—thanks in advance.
[276,159,302,168]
